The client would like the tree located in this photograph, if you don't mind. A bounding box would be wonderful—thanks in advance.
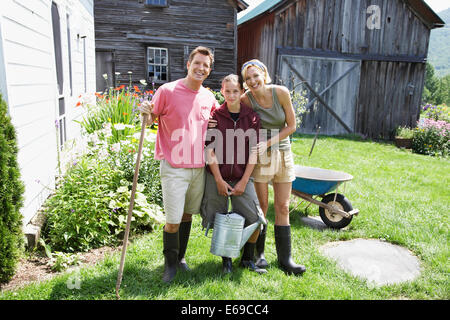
[423,63,440,104]
[0,93,25,283]
[423,63,450,106]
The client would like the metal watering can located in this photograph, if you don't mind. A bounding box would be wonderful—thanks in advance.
[205,210,267,258]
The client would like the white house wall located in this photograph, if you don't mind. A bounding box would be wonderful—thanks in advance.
[0,0,95,226]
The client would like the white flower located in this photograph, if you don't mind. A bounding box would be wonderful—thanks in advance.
[139,79,147,86]
[146,132,157,143]
[89,132,100,145]
[111,142,121,152]
[114,123,126,131]
[98,148,109,160]
[117,186,128,193]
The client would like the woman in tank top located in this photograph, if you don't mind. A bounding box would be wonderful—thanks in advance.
[240,59,306,276]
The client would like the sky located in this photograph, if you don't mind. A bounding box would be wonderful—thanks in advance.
[240,0,450,16]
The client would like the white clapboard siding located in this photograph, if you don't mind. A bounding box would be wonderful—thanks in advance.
[0,0,95,226]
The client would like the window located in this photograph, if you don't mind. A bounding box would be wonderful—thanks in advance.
[145,0,168,8]
[52,2,66,149]
[147,47,168,83]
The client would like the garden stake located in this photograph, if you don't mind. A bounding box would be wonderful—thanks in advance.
[115,113,149,300]
[308,125,321,157]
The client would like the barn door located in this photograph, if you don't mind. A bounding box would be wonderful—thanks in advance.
[277,55,361,135]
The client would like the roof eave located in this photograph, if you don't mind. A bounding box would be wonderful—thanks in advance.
[404,0,445,29]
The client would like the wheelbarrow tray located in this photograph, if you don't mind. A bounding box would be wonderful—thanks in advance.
[291,165,359,224]
[292,165,353,196]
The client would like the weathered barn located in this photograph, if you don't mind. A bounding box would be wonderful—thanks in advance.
[94,0,248,91]
[238,0,445,138]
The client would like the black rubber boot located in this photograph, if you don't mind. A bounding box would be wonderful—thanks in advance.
[162,230,179,283]
[178,221,191,271]
[255,224,268,269]
[239,242,267,274]
[274,225,306,276]
[222,257,233,274]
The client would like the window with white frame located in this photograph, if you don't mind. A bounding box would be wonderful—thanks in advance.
[147,47,168,83]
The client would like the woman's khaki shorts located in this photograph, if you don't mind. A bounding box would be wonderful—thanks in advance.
[252,149,296,183]
[160,160,206,224]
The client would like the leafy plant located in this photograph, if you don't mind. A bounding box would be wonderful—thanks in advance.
[0,94,25,283]
[43,157,121,252]
[42,133,164,253]
[210,89,224,105]
[395,126,414,139]
[412,119,450,157]
[39,239,80,272]
[76,86,154,143]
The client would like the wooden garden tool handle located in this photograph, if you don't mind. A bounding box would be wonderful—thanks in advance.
[115,113,148,300]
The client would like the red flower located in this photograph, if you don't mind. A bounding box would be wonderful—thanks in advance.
[76,101,82,107]
[134,85,141,93]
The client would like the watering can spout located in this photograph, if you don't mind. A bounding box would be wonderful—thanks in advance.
[208,203,267,258]
[239,208,267,249]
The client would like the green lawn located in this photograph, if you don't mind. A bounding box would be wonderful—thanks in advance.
[1,134,449,300]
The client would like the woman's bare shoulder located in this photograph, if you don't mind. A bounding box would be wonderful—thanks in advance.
[241,91,251,104]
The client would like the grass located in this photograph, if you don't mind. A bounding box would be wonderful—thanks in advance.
[1,134,449,300]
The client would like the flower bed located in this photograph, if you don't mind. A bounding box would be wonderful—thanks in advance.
[410,104,450,157]
[412,118,450,157]
[42,84,164,255]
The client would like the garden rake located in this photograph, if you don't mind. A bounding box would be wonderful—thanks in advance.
[115,113,149,300]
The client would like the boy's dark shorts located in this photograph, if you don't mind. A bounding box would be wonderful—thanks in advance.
[200,171,262,229]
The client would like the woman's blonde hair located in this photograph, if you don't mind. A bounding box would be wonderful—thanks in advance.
[241,59,272,90]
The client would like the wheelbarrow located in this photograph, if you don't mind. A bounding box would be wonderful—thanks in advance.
[290,165,359,229]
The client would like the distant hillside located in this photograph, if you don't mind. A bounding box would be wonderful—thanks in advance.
[428,8,450,77]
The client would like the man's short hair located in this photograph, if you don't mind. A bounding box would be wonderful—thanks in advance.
[189,46,214,66]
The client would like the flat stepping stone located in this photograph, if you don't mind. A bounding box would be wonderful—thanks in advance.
[319,239,421,286]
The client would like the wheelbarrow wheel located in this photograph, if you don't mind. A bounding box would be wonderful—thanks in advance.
[319,193,353,229]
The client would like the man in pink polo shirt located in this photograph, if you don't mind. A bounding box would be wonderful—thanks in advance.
[140,46,219,283]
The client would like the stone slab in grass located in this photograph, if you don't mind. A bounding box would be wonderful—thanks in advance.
[319,239,421,287]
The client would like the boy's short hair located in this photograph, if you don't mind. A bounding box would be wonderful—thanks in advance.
[189,46,214,66]
[221,74,241,89]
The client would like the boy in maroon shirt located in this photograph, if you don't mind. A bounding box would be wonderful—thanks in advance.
[201,75,266,274]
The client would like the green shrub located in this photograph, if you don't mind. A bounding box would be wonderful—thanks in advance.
[43,157,122,252]
[0,94,25,283]
[106,135,163,207]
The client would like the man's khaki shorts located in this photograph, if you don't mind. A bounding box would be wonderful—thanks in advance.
[252,149,296,183]
[160,160,206,224]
